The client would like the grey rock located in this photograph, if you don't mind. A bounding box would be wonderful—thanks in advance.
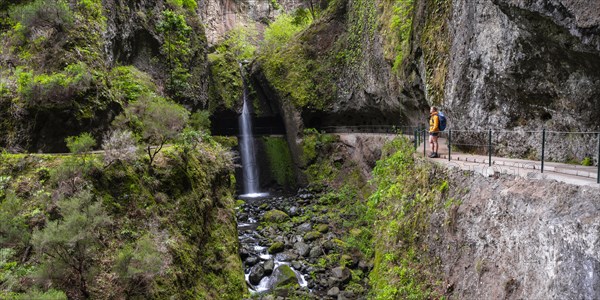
[309,246,322,258]
[268,265,299,289]
[328,287,340,296]
[245,256,259,266]
[297,222,312,233]
[294,242,311,257]
[249,264,265,285]
[331,267,351,284]
[264,259,275,275]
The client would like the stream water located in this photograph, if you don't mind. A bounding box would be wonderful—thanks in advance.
[237,195,310,295]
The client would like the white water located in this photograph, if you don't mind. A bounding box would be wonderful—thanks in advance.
[238,65,268,198]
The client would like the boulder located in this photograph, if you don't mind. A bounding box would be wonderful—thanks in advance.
[294,242,311,257]
[316,224,329,233]
[268,242,285,254]
[268,265,299,289]
[304,231,322,242]
[245,256,259,267]
[309,246,322,258]
[331,266,352,284]
[297,222,312,233]
[249,264,265,285]
[327,287,340,297]
[263,209,289,223]
[264,259,275,275]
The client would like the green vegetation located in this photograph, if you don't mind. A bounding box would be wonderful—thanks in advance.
[157,10,193,98]
[388,0,414,71]
[420,0,451,105]
[0,132,245,298]
[262,137,295,187]
[258,11,339,109]
[207,25,257,111]
[113,96,190,167]
[367,137,445,299]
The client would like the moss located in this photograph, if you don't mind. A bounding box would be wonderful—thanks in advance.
[207,51,242,111]
[268,242,285,254]
[420,0,452,105]
[262,136,296,187]
[0,141,245,299]
[367,137,445,299]
[263,209,289,223]
[303,231,322,241]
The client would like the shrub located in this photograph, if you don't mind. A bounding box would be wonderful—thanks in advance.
[10,0,74,36]
[109,66,157,103]
[115,234,167,296]
[262,13,311,52]
[0,192,30,249]
[31,189,112,299]
[101,130,138,166]
[189,111,211,132]
[65,132,96,155]
[113,96,189,167]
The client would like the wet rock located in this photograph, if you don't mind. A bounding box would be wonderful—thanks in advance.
[338,290,356,300]
[358,260,373,272]
[288,206,300,216]
[323,240,336,252]
[304,231,322,242]
[292,260,302,270]
[239,246,251,260]
[268,242,285,254]
[263,209,289,223]
[316,224,329,233]
[294,242,311,257]
[245,256,259,266]
[268,265,299,289]
[331,267,352,284]
[275,252,297,262]
[328,287,340,297]
[249,264,265,285]
[264,259,275,275]
[297,222,312,233]
[309,246,322,258]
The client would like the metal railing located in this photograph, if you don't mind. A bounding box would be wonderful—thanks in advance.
[412,126,600,184]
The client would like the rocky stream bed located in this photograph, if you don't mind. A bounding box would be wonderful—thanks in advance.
[237,189,372,299]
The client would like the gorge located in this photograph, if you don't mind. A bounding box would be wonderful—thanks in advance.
[0,0,599,299]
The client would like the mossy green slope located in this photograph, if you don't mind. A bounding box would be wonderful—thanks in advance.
[0,140,245,299]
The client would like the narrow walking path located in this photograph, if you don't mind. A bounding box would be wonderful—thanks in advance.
[423,138,599,187]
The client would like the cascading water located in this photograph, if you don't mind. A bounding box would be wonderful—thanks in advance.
[238,64,268,198]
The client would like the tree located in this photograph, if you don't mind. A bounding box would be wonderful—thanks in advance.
[157,10,192,97]
[113,96,189,168]
[101,130,138,167]
[65,132,96,164]
[31,190,111,299]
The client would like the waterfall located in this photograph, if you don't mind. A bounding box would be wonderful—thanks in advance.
[238,64,267,198]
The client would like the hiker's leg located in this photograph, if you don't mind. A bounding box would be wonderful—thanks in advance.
[433,135,439,154]
[429,134,434,154]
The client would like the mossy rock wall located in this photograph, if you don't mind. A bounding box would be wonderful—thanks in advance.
[0,142,245,299]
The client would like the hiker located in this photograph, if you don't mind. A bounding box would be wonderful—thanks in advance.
[429,106,440,158]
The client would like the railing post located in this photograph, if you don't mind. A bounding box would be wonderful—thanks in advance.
[448,129,452,161]
[414,129,418,150]
[423,127,427,157]
[541,128,546,173]
[488,129,492,167]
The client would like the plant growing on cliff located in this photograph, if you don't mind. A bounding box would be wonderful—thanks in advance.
[113,96,189,168]
[101,130,138,167]
[32,189,112,299]
[157,10,192,98]
[65,132,96,163]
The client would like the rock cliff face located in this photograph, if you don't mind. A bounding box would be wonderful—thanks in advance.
[199,0,303,45]
[422,0,600,161]
[430,170,600,299]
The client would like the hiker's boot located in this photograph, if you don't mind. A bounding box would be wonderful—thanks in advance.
[428,152,435,158]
